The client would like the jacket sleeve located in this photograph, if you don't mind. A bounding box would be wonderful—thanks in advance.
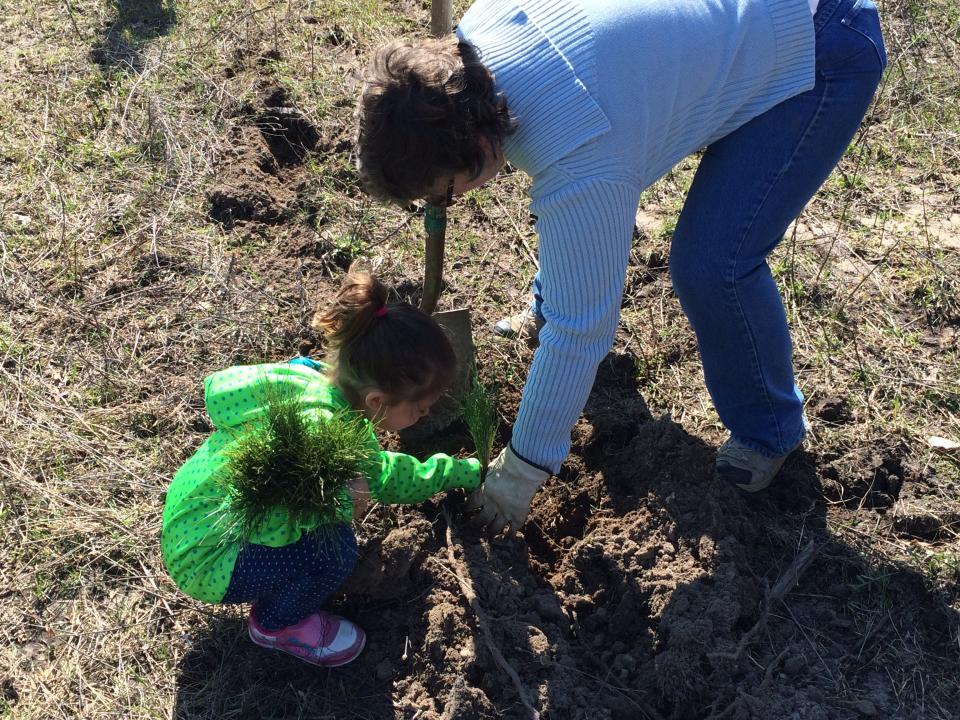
[366,452,482,505]
[512,178,640,474]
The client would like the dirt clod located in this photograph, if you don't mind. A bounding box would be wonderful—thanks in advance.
[814,395,853,424]
[343,516,433,601]
[892,498,960,538]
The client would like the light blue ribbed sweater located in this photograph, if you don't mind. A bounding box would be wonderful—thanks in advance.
[457,0,816,472]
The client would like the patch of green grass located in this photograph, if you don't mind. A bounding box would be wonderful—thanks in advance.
[932,456,960,486]
[851,363,879,389]
[0,323,28,360]
[657,216,677,240]
[880,323,920,348]
[924,550,960,589]
[332,232,367,262]
[909,275,960,325]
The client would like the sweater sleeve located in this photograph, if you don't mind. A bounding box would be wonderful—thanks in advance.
[367,452,482,505]
[512,178,641,473]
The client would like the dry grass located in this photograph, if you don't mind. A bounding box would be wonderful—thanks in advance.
[1,0,958,717]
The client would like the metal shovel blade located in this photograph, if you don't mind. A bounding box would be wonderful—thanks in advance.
[435,306,475,399]
[400,307,474,442]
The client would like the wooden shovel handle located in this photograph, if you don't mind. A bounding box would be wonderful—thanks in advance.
[421,0,452,315]
[431,0,453,38]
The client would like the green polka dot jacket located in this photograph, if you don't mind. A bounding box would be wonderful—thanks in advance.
[161,361,481,603]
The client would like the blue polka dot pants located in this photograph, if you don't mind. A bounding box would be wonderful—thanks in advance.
[221,524,358,631]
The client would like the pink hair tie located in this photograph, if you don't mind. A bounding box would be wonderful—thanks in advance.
[375,305,388,318]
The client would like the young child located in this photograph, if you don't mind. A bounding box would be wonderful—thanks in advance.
[161,270,481,667]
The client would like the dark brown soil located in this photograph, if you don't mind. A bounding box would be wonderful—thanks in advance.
[194,352,946,719]
[301,385,957,720]
[167,293,960,716]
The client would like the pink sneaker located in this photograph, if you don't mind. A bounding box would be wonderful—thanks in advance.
[248,610,366,667]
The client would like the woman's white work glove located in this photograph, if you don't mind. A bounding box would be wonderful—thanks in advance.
[466,445,550,535]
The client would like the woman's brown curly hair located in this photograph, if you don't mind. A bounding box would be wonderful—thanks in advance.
[356,36,516,204]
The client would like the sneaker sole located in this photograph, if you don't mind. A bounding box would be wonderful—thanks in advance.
[717,469,774,493]
[716,452,792,493]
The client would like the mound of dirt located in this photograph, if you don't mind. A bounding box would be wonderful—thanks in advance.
[331,386,958,719]
[343,516,435,601]
[207,83,320,229]
[820,442,923,509]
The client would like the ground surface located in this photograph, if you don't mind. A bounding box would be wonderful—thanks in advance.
[1,0,959,718]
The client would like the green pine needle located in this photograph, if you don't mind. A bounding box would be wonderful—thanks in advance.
[460,370,499,470]
[215,383,372,542]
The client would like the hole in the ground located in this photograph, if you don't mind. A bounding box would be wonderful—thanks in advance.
[256,106,319,166]
[526,490,593,567]
[821,445,914,509]
[207,185,286,228]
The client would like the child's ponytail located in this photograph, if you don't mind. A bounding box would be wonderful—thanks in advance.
[313,272,390,351]
[312,268,456,408]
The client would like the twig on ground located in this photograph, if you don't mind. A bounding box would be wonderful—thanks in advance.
[758,646,789,692]
[769,541,818,601]
[441,508,541,720]
[709,541,817,662]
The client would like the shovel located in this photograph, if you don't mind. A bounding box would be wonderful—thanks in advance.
[402,0,476,439]
[410,204,475,437]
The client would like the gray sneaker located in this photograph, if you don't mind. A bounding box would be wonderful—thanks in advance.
[493,309,545,348]
[715,437,793,493]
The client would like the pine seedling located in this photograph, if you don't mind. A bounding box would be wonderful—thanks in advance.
[460,370,499,470]
[216,382,372,541]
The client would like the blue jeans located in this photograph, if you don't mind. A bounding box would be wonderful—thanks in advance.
[221,525,358,630]
[669,0,886,457]
[529,0,884,458]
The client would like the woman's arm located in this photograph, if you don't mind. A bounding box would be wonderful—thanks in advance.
[467,177,639,533]
[512,178,641,473]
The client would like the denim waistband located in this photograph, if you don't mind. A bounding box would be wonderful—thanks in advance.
[813,0,847,33]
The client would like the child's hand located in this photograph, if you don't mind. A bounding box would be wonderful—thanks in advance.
[348,476,371,518]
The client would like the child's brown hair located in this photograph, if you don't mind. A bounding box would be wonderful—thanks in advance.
[356,36,516,204]
[312,270,456,407]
